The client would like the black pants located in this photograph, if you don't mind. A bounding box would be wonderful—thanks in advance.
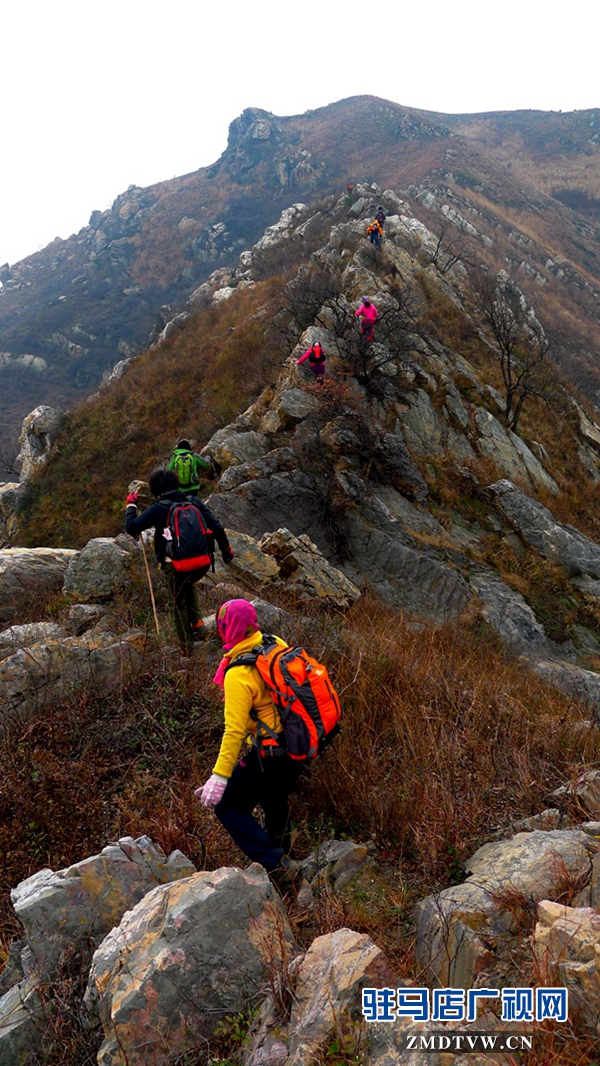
[214,747,304,871]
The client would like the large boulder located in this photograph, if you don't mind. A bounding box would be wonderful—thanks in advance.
[11,836,195,980]
[0,548,78,622]
[16,406,63,482]
[85,864,296,1066]
[63,537,134,601]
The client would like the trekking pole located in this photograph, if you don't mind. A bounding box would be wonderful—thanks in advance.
[140,535,160,636]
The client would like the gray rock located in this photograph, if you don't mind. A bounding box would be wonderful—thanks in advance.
[374,433,429,501]
[0,548,78,623]
[86,865,295,1066]
[259,528,360,606]
[0,622,66,656]
[475,409,558,494]
[469,569,548,652]
[66,603,108,635]
[398,389,444,457]
[344,514,470,622]
[11,835,195,979]
[415,829,597,986]
[0,976,45,1066]
[533,660,600,720]
[0,483,25,549]
[16,406,63,482]
[63,537,132,601]
[489,480,600,578]
[0,628,147,723]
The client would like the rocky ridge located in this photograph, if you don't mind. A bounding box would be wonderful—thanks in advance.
[4,180,600,1062]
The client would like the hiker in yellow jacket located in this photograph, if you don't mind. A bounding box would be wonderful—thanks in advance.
[194,599,303,880]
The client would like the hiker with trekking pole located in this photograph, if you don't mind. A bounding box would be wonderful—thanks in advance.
[125,468,234,655]
[195,598,341,890]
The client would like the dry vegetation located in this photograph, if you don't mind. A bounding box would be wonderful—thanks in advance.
[2,588,599,1062]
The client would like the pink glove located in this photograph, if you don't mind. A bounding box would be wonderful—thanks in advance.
[195,774,228,808]
[126,492,139,507]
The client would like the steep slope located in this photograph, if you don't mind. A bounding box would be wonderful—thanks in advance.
[0,96,598,445]
[16,181,600,687]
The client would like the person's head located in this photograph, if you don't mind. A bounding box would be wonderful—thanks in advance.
[216,599,259,650]
[177,438,191,451]
[362,297,371,307]
[148,467,179,497]
[314,341,322,349]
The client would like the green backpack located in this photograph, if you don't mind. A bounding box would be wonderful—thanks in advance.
[173,451,196,490]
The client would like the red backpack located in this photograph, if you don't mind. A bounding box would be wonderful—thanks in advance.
[226,635,341,760]
[163,498,214,573]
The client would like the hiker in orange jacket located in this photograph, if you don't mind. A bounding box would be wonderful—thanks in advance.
[366,219,383,248]
[355,297,378,341]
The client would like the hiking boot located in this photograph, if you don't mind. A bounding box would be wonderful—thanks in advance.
[268,856,301,894]
[191,620,208,642]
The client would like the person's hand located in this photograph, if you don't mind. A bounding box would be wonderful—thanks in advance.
[195,774,228,808]
[126,492,139,507]
[222,547,235,564]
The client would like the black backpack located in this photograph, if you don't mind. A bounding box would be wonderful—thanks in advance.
[163,498,214,573]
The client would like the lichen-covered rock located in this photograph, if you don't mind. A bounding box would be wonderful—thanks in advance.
[206,429,271,469]
[86,864,295,1066]
[415,829,597,987]
[11,836,195,979]
[247,929,395,1066]
[0,548,78,622]
[0,622,66,657]
[225,529,280,582]
[534,901,600,1033]
[470,569,549,652]
[63,537,133,601]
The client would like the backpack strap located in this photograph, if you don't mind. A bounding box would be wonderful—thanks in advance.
[224,638,288,758]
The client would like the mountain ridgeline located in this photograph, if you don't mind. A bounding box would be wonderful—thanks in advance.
[0,95,599,448]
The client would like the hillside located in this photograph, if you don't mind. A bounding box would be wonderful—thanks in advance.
[6,174,600,1061]
[0,96,598,446]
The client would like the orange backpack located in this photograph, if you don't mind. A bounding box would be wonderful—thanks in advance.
[226,635,341,760]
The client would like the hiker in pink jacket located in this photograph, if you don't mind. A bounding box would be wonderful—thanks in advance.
[296,341,326,384]
[355,297,378,341]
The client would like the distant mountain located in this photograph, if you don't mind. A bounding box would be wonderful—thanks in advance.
[0,95,598,443]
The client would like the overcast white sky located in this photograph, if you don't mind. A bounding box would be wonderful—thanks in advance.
[2,0,598,266]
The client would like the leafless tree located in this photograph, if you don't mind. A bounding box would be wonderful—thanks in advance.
[474,271,556,432]
[430,219,477,275]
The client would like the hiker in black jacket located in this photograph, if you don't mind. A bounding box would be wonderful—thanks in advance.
[125,468,234,654]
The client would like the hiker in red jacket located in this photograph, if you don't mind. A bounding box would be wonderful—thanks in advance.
[355,297,378,342]
[296,341,326,384]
